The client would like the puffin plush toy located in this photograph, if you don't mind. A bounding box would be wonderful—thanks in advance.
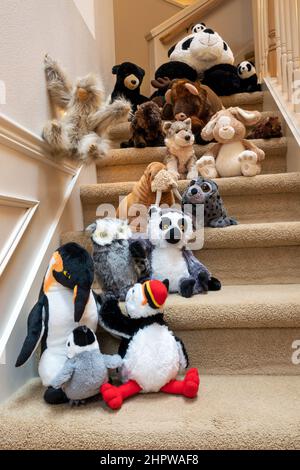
[15,242,98,404]
[98,280,200,410]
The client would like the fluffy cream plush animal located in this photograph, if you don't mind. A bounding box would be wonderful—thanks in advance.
[197,107,264,178]
[43,55,131,163]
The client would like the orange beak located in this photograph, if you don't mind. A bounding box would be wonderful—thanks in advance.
[77,87,88,101]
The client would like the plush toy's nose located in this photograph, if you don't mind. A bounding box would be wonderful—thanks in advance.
[166,227,182,244]
[185,135,191,141]
[77,87,89,101]
[131,79,137,85]
[191,188,198,195]
[203,28,214,34]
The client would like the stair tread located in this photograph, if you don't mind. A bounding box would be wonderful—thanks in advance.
[98,137,287,167]
[1,374,299,449]
[81,172,300,202]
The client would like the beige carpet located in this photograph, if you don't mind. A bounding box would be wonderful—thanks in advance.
[1,375,299,450]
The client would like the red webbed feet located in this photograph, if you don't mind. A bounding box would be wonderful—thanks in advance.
[100,383,123,410]
[182,368,199,398]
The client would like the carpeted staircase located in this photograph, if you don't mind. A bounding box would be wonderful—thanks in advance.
[1,91,300,450]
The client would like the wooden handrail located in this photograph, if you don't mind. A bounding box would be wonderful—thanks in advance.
[146,0,224,45]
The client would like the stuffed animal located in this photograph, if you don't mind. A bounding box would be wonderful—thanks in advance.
[98,282,200,410]
[197,107,265,178]
[116,162,181,226]
[86,218,149,301]
[43,55,131,163]
[162,79,223,141]
[15,243,98,405]
[111,61,148,112]
[50,326,122,405]
[163,119,198,180]
[237,61,261,93]
[129,207,221,298]
[182,177,237,228]
[247,116,283,140]
[121,101,164,148]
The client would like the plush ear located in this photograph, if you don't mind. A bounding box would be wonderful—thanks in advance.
[201,114,219,141]
[184,117,192,129]
[165,89,172,104]
[73,285,91,323]
[184,82,199,96]
[168,44,176,57]
[112,65,120,75]
[229,107,262,126]
[163,121,172,134]
[85,222,97,234]
[162,279,169,292]
[137,65,145,78]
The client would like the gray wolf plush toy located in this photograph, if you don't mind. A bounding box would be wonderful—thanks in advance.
[182,177,237,228]
[86,218,149,300]
[129,207,221,297]
[163,118,198,180]
[43,55,131,163]
[51,325,122,405]
[15,243,98,405]
[121,101,164,148]
[98,280,200,409]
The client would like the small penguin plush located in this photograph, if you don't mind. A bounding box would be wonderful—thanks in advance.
[182,177,237,228]
[237,61,261,93]
[98,280,200,410]
[50,326,122,405]
[15,243,98,405]
[111,62,149,112]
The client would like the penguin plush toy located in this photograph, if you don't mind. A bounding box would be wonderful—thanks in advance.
[98,280,200,410]
[51,325,122,405]
[15,242,98,404]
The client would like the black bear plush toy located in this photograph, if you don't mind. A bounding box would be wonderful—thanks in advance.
[111,61,149,112]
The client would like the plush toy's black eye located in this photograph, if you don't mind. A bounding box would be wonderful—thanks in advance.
[67,342,70,347]
[201,183,211,193]
[178,218,187,232]
[159,217,171,231]
[223,42,228,51]
[247,63,251,71]
[182,37,193,50]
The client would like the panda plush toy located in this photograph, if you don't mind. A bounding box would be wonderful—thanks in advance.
[237,61,261,92]
[111,61,149,112]
[152,25,241,97]
[129,207,221,298]
[98,280,200,410]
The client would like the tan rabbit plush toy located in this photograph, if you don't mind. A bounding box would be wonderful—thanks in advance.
[197,107,265,178]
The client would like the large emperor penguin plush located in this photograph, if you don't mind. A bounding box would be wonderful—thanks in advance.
[15,242,98,404]
[98,280,200,410]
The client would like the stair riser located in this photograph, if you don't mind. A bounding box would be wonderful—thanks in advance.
[82,190,300,227]
[97,151,287,183]
[98,327,300,375]
[199,245,300,285]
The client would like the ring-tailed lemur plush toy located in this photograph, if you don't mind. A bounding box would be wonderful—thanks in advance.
[182,177,237,228]
[98,280,200,409]
[129,207,221,298]
[237,61,261,92]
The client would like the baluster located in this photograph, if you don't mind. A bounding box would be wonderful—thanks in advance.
[293,0,300,112]
[268,0,277,77]
[279,0,288,94]
[274,0,282,85]
[263,0,270,76]
[285,0,294,101]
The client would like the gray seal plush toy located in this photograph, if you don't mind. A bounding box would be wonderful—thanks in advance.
[50,325,122,405]
[182,177,237,228]
[86,218,149,301]
[129,207,221,298]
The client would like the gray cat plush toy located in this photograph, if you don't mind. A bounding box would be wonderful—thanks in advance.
[182,177,237,228]
[86,218,149,300]
[51,325,122,405]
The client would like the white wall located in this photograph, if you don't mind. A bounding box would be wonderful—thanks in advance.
[0,0,114,403]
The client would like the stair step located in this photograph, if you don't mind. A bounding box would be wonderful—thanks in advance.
[80,172,300,227]
[98,137,287,183]
[107,91,265,143]
[62,221,300,285]
[2,374,299,449]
